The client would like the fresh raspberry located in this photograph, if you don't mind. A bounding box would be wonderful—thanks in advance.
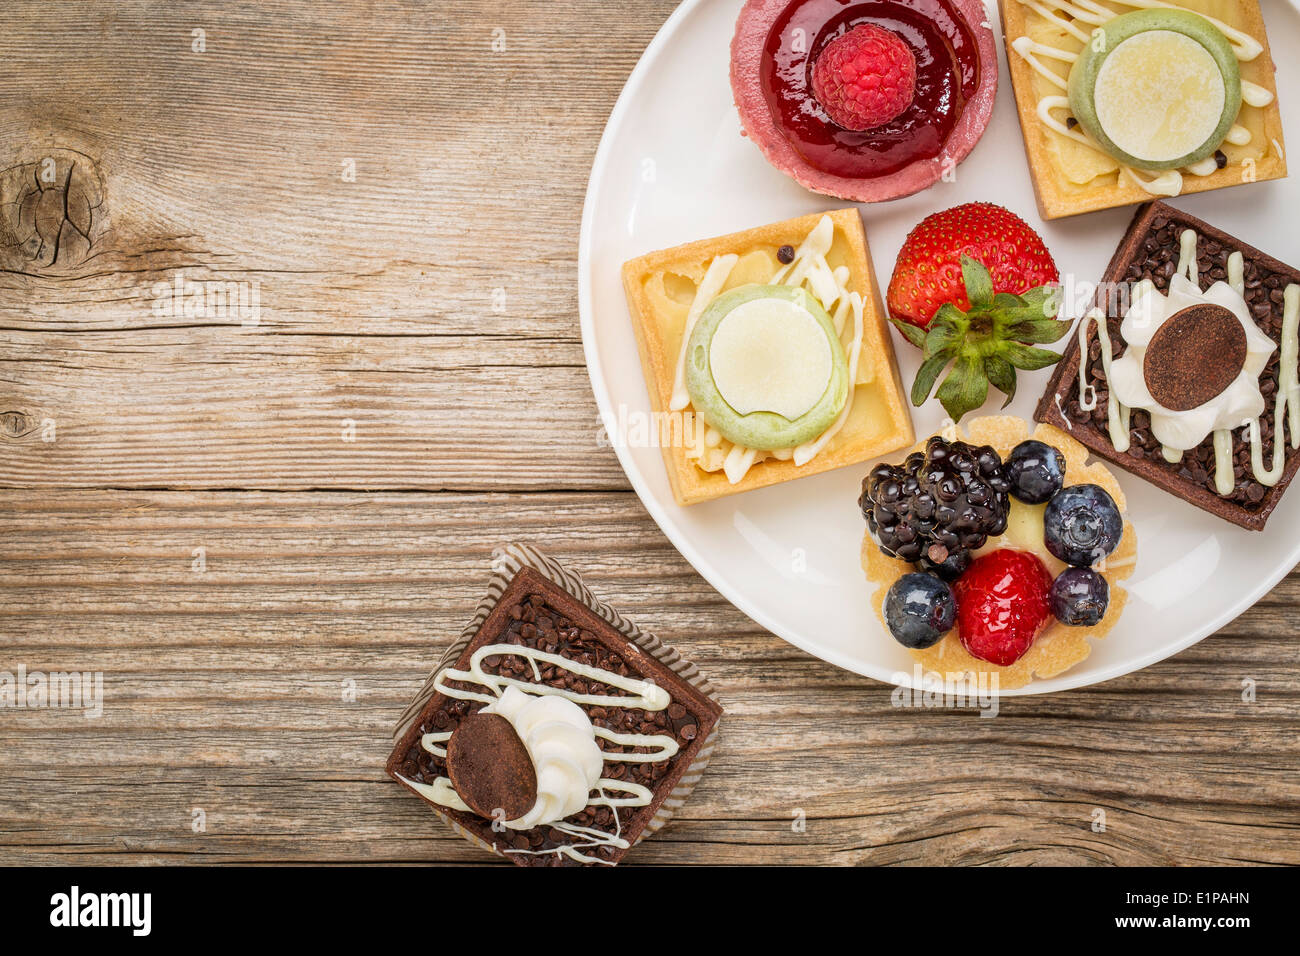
[953,550,1053,667]
[810,23,917,132]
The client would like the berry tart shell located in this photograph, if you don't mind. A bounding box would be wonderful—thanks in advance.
[861,415,1138,689]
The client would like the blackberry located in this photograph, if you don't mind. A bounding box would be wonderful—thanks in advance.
[917,548,972,582]
[859,437,1010,565]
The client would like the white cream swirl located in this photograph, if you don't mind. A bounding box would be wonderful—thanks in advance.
[1107,271,1275,452]
[482,686,604,829]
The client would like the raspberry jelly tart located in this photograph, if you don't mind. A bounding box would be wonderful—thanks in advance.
[731,0,999,202]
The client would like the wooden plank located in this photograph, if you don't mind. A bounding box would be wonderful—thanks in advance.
[0,490,1296,865]
[0,329,622,489]
[1,0,1298,868]
[0,0,676,489]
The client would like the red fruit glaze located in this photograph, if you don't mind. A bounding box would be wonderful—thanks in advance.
[953,549,1053,667]
[731,0,998,201]
[887,202,1060,330]
[811,23,916,132]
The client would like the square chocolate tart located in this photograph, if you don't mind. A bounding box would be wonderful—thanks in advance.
[1035,200,1300,531]
[385,566,723,866]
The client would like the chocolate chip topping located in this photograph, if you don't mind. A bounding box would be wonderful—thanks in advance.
[777,244,795,264]
[1143,304,1247,411]
[446,712,537,821]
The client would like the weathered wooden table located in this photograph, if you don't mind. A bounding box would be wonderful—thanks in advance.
[1,0,1296,866]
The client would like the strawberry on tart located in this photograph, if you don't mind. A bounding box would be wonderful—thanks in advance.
[885,202,1073,424]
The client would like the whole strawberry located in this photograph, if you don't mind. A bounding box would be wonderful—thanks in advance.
[889,203,1059,326]
[953,549,1053,667]
[811,23,916,132]
[887,203,1070,422]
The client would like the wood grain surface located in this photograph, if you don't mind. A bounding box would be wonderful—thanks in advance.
[1,0,1297,866]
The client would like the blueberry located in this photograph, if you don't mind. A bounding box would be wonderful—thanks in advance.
[1004,440,1066,504]
[1050,567,1110,626]
[1044,484,1123,567]
[884,573,957,649]
[917,546,971,582]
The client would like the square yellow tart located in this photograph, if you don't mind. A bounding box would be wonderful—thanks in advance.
[621,208,914,506]
[1000,0,1287,220]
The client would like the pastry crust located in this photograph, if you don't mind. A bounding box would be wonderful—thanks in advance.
[621,208,914,506]
[999,0,1287,220]
[861,416,1138,690]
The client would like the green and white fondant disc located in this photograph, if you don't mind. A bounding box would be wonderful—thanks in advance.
[685,284,848,450]
[1068,10,1241,171]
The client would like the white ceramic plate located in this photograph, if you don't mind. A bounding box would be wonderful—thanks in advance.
[578,0,1300,694]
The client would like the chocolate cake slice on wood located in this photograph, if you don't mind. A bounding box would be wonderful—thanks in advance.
[387,565,723,866]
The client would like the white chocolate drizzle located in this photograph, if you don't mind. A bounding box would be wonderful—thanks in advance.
[405,643,682,866]
[1178,228,1199,285]
[1212,429,1236,496]
[672,215,865,483]
[1247,285,1300,487]
[1077,228,1300,497]
[1010,0,1273,196]
[394,772,471,812]
[670,254,738,411]
[1076,307,1133,453]
[438,643,671,710]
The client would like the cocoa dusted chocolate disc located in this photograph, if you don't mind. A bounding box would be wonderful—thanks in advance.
[445,712,536,821]
[1143,303,1247,412]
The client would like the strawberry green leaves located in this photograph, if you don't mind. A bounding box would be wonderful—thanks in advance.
[935,352,988,421]
[961,254,993,311]
[889,256,1071,423]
